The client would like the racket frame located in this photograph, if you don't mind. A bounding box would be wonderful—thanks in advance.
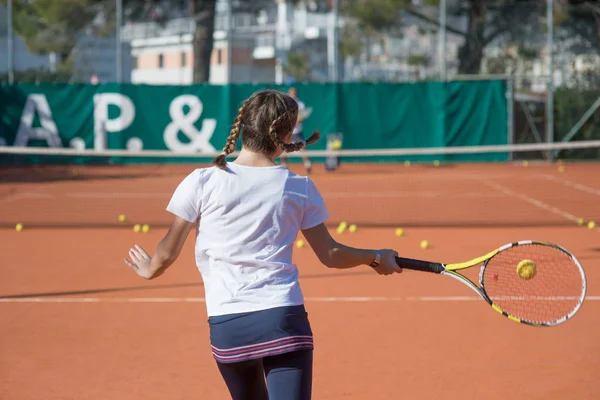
[395,240,587,326]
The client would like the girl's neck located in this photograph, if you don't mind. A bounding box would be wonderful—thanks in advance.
[232,148,277,167]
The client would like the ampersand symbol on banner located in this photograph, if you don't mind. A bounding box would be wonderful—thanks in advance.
[163,95,217,153]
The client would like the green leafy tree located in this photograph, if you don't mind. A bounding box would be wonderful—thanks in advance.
[340,0,600,75]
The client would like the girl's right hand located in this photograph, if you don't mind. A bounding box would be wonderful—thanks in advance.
[372,249,402,276]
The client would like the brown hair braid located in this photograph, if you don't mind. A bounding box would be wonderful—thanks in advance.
[212,99,249,169]
[268,111,320,153]
[212,89,320,170]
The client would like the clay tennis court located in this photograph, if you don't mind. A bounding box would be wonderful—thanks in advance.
[1,161,599,400]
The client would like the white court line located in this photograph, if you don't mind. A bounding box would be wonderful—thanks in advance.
[541,175,600,197]
[0,296,598,303]
[481,181,580,223]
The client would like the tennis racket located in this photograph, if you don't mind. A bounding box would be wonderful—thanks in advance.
[395,240,587,326]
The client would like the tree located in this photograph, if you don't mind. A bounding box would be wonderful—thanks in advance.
[341,0,600,75]
[3,0,99,74]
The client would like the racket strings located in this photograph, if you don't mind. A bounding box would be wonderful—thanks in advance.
[481,244,584,324]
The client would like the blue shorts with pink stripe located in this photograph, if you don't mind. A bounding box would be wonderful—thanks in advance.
[208,304,313,364]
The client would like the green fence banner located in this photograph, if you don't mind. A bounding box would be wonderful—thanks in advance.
[0,81,508,164]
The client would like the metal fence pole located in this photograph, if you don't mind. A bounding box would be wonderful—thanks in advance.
[116,0,123,83]
[328,0,339,82]
[546,0,554,150]
[439,0,447,81]
[507,77,515,155]
[7,0,14,84]
[227,0,233,84]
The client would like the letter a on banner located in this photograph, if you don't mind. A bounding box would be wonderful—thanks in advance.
[14,94,62,148]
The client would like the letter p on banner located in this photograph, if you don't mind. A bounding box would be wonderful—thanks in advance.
[93,94,135,151]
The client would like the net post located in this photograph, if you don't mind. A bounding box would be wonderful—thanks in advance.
[506,77,514,161]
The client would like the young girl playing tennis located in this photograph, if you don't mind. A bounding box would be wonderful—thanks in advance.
[124,89,402,400]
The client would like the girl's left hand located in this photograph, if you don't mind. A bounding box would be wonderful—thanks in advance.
[124,244,153,279]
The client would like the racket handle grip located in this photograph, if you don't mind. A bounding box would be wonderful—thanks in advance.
[395,257,445,274]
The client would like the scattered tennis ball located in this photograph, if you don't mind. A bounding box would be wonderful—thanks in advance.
[522,160,529,167]
[517,259,536,280]
[349,224,357,233]
[331,139,342,150]
[336,226,346,234]
[296,239,305,248]
[118,214,126,223]
[133,224,141,233]
[15,223,23,232]
[142,224,150,233]
[395,228,404,237]
[588,221,596,230]
[404,160,411,167]
[339,221,347,229]
[420,240,429,249]
[558,165,565,173]
[433,160,440,167]
[577,218,585,226]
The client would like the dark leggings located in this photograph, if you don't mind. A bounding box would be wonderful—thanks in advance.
[216,350,313,400]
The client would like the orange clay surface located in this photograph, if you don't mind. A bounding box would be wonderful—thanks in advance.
[1,162,599,400]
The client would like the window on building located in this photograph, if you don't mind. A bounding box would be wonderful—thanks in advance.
[158,54,164,68]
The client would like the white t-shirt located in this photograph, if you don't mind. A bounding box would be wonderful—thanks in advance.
[166,163,329,317]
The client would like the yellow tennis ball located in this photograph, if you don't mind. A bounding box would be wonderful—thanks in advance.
[349,224,357,233]
[433,160,440,167]
[588,221,596,229]
[339,221,347,229]
[15,223,23,232]
[404,160,411,167]
[331,139,342,150]
[517,259,537,280]
[558,165,565,173]
[133,224,141,233]
[296,239,305,248]
[420,240,429,249]
[118,214,126,223]
[142,224,150,233]
[336,226,346,234]
[395,228,404,237]
[577,218,585,226]
[522,160,529,167]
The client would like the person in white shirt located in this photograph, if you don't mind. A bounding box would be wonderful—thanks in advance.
[280,87,313,174]
[124,89,402,400]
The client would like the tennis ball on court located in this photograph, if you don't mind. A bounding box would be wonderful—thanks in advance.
[395,228,404,237]
[296,239,305,248]
[433,160,440,167]
[558,165,565,173]
[588,221,596,229]
[404,160,411,167]
[339,221,348,229]
[517,259,536,280]
[15,223,23,232]
[133,224,141,233]
[118,214,126,223]
[577,218,585,226]
[420,240,429,249]
[142,224,150,233]
[522,160,529,167]
[349,224,357,233]
[336,226,346,234]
